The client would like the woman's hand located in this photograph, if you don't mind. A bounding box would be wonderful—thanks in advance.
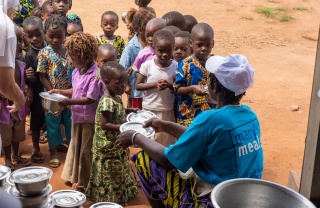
[126,108,139,114]
[115,130,136,149]
[192,85,207,96]
[143,118,164,133]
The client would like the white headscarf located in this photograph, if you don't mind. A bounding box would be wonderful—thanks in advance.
[0,0,19,56]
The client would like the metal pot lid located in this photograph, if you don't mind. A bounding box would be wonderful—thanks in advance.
[10,166,53,183]
[9,184,52,197]
[120,122,155,137]
[90,202,123,208]
[127,110,156,123]
[39,92,67,101]
[0,165,11,180]
[49,190,86,207]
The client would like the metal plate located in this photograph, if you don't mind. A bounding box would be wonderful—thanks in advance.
[0,165,11,180]
[9,184,52,197]
[90,202,124,208]
[10,166,53,183]
[127,110,156,123]
[120,122,155,137]
[49,190,86,207]
[39,92,67,102]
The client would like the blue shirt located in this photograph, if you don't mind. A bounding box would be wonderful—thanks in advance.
[164,105,264,185]
[119,34,143,98]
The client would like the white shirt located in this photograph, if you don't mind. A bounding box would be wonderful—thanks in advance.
[139,59,177,111]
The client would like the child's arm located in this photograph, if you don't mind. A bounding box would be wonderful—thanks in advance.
[100,111,121,131]
[125,108,139,114]
[158,79,173,91]
[25,67,37,83]
[136,73,157,91]
[26,87,33,104]
[39,73,53,91]
[49,89,73,97]
[58,97,95,107]
[176,85,207,96]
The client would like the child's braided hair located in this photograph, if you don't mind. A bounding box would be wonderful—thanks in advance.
[44,14,67,33]
[67,13,83,30]
[65,32,98,62]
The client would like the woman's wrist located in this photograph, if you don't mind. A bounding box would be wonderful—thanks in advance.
[131,131,140,147]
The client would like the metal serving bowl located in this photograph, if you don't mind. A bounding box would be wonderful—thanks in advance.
[89,202,123,208]
[211,178,316,208]
[0,165,11,188]
[10,166,53,196]
[39,92,67,113]
[8,184,52,208]
[48,190,86,208]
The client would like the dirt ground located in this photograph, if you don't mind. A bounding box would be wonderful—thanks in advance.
[1,0,319,207]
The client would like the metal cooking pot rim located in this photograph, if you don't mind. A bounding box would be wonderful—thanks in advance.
[0,165,11,180]
[10,166,53,184]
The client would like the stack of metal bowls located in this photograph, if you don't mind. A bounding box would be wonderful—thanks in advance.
[7,166,53,208]
[89,202,123,208]
[0,164,11,191]
[47,190,86,208]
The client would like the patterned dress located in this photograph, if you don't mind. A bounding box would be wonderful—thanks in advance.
[85,96,138,204]
[173,55,216,127]
[13,0,34,26]
[96,35,125,61]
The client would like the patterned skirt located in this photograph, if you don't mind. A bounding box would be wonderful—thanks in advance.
[85,151,138,204]
[131,151,213,208]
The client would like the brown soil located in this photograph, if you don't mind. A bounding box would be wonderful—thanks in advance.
[1,0,319,207]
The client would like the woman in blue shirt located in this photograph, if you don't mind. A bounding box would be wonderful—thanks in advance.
[116,54,264,208]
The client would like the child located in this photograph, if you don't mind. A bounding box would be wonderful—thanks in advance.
[37,14,72,167]
[85,61,138,204]
[23,16,47,163]
[174,23,216,127]
[97,11,125,61]
[96,44,118,80]
[162,11,186,30]
[136,30,177,146]
[173,31,192,62]
[66,14,83,37]
[119,8,155,108]
[163,25,181,35]
[30,0,53,22]
[131,18,166,72]
[50,0,69,16]
[49,32,103,192]
[0,25,31,170]
[183,14,198,33]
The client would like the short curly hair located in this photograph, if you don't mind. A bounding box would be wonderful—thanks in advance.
[153,30,175,48]
[162,11,186,30]
[65,32,98,62]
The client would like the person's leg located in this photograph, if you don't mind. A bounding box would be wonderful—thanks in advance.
[30,100,45,160]
[11,119,30,165]
[0,123,12,167]
[3,144,12,167]
[62,109,72,144]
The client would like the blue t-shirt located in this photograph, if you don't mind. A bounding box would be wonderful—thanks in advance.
[164,105,264,185]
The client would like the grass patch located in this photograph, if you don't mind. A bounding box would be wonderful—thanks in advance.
[280,14,293,22]
[241,15,254,20]
[293,7,308,11]
[256,6,294,22]
[268,0,276,2]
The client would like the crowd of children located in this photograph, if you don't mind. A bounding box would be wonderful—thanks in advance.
[0,0,218,206]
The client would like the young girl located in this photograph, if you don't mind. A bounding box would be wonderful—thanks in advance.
[136,30,177,147]
[50,32,103,192]
[85,61,138,204]
[37,14,72,168]
[119,8,155,109]
[66,14,83,37]
[97,11,124,61]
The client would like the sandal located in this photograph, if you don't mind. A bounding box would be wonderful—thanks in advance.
[39,132,48,144]
[56,144,68,152]
[12,157,31,167]
[72,183,85,193]
[49,158,60,168]
[31,152,44,163]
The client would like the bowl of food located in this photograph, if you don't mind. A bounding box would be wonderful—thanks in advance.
[8,184,52,208]
[10,166,52,196]
[39,92,67,113]
[210,178,316,208]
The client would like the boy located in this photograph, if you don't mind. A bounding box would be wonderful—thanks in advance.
[173,23,215,127]
[131,17,166,72]
[23,16,47,163]
[50,0,69,16]
[97,11,125,61]
[163,25,181,35]
[96,44,118,82]
[173,31,192,62]
[0,26,31,170]
[183,14,198,33]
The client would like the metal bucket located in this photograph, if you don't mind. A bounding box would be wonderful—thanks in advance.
[210,178,316,208]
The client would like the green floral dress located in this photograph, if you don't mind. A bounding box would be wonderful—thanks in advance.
[96,35,125,62]
[85,96,138,204]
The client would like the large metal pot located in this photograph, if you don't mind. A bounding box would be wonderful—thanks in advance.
[39,92,67,113]
[10,166,53,196]
[211,178,316,208]
[8,184,52,208]
[48,190,86,208]
[0,165,11,188]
